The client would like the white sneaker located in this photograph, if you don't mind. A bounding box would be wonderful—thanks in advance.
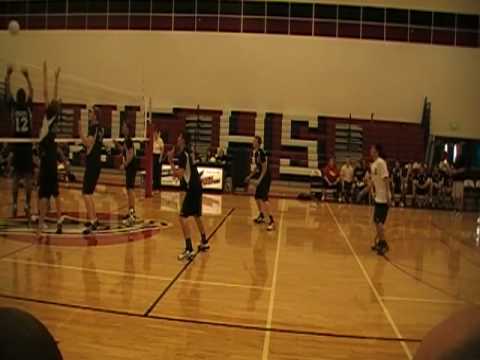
[267,222,275,231]
[177,249,195,261]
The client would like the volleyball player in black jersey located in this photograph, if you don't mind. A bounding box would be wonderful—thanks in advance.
[79,107,104,234]
[168,131,208,261]
[117,122,138,226]
[37,62,65,234]
[4,65,34,218]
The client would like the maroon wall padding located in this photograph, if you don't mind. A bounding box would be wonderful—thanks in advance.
[93,104,116,137]
[231,111,256,136]
[324,116,424,163]
[124,106,141,137]
[267,113,283,178]
[151,113,183,145]
[173,108,222,146]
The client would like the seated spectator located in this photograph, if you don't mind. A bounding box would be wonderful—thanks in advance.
[323,157,340,201]
[340,158,354,203]
[400,162,412,207]
[413,164,431,207]
[353,159,370,203]
[215,147,228,162]
[391,160,402,206]
[443,171,454,208]
[430,166,444,208]
[207,148,217,162]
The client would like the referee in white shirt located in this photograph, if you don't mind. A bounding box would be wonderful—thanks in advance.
[369,144,391,256]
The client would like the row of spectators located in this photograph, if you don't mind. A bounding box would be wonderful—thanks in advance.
[313,155,477,210]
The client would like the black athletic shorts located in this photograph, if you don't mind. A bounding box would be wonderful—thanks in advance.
[180,188,202,218]
[82,165,101,195]
[38,170,59,199]
[125,166,137,190]
[373,202,389,224]
[13,144,33,177]
[255,176,271,201]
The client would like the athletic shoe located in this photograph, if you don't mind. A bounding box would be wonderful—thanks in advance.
[253,215,265,224]
[371,243,380,251]
[123,214,136,227]
[82,222,96,235]
[267,221,275,231]
[56,222,63,235]
[177,249,195,261]
[198,242,210,252]
[376,241,389,256]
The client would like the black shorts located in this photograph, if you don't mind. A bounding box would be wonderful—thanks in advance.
[13,145,33,177]
[125,166,137,190]
[180,188,203,218]
[255,176,271,201]
[82,165,101,195]
[373,202,389,224]
[38,171,59,199]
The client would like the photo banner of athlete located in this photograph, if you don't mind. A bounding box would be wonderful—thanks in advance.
[161,164,224,191]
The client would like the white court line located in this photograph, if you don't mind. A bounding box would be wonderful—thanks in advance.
[381,296,471,305]
[0,257,271,291]
[326,204,413,360]
[262,199,286,360]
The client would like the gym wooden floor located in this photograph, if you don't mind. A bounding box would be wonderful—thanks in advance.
[0,182,479,359]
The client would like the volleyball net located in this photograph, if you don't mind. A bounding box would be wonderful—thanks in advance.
[0,59,154,196]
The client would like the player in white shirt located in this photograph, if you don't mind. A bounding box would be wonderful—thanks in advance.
[369,144,391,255]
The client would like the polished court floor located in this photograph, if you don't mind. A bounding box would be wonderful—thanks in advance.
[0,182,479,359]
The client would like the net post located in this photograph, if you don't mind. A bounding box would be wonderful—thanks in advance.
[144,98,153,198]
